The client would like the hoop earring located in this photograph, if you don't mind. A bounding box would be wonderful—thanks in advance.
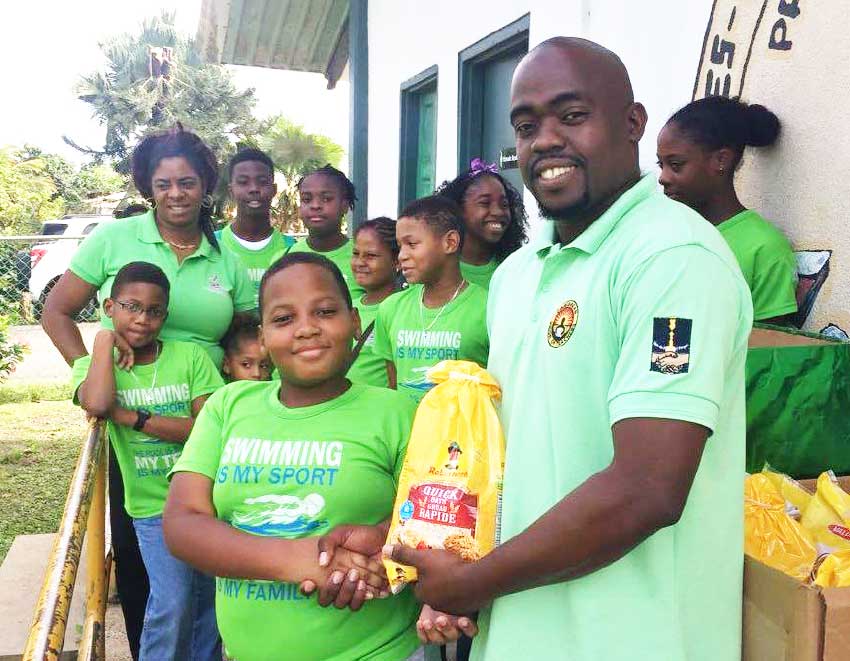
[148,199,157,211]
[201,194,214,209]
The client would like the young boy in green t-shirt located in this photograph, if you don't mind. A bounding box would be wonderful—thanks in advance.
[373,195,489,402]
[72,261,224,661]
[217,148,295,305]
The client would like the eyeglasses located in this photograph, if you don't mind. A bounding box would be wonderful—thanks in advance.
[114,300,167,319]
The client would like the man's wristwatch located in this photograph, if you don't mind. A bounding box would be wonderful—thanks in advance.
[133,408,152,431]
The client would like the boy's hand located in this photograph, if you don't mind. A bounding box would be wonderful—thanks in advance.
[107,405,137,428]
[417,604,478,645]
[112,332,135,371]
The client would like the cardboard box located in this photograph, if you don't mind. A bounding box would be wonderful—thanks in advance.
[743,476,850,660]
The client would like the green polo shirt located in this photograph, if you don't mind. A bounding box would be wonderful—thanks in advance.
[216,225,295,305]
[288,238,366,300]
[717,209,797,321]
[473,175,752,661]
[70,211,255,368]
[460,259,499,290]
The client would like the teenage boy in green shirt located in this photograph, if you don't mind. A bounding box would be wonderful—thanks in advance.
[217,148,295,305]
[73,261,224,661]
[373,195,489,402]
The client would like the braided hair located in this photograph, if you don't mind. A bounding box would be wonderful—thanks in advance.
[297,164,357,211]
[354,216,399,259]
[131,124,221,251]
[436,169,528,262]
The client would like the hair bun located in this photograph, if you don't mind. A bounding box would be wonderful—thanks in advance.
[744,103,780,147]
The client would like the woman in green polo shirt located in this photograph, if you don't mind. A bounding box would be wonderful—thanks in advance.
[657,96,798,324]
[436,158,528,290]
[42,125,255,368]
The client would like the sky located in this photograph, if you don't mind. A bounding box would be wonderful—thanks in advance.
[0,0,349,164]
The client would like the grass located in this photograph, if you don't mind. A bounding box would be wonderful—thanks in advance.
[0,381,72,405]
[0,398,88,563]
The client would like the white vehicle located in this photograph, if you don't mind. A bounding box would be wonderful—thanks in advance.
[29,215,115,318]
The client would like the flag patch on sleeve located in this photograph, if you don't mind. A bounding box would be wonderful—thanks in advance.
[650,317,692,374]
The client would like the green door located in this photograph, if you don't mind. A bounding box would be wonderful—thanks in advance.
[415,89,438,198]
[481,51,525,193]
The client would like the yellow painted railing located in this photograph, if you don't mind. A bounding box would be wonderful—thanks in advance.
[23,420,111,661]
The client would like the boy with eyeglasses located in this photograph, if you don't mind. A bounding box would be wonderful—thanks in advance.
[72,261,225,660]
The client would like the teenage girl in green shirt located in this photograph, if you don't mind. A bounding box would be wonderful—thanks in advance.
[657,96,798,324]
[436,158,528,290]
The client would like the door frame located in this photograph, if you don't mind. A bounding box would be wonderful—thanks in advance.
[398,65,439,212]
[457,14,530,175]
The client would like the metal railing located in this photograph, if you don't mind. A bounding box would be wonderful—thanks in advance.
[23,420,110,661]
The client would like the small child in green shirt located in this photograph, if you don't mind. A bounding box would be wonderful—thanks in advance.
[72,261,224,661]
[373,195,489,402]
[220,315,271,382]
[348,216,403,387]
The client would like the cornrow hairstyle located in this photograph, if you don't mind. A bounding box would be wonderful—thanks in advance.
[227,147,276,182]
[259,252,353,319]
[667,96,781,168]
[110,261,171,301]
[296,164,357,211]
[221,313,261,355]
[399,195,465,251]
[131,124,221,251]
[354,216,399,259]
[436,169,529,262]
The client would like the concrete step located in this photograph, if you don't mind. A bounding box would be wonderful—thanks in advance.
[0,533,87,660]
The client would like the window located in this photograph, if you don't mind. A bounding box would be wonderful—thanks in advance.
[398,65,439,211]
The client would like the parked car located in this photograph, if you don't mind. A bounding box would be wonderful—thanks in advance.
[29,215,114,320]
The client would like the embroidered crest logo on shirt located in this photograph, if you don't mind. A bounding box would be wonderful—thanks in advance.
[547,301,578,348]
[650,317,692,374]
[207,273,225,294]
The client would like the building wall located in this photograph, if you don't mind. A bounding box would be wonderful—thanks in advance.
[366,1,848,333]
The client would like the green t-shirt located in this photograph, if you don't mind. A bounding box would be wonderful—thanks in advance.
[70,211,256,368]
[170,381,420,661]
[474,174,752,661]
[71,340,224,518]
[717,209,797,321]
[373,283,489,402]
[460,259,499,290]
[288,237,366,300]
[347,293,396,388]
[216,226,295,305]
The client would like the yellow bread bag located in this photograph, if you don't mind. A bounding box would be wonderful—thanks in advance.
[761,465,812,520]
[744,473,817,582]
[800,471,850,556]
[384,360,505,594]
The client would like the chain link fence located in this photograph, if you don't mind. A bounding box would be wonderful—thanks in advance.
[0,235,99,325]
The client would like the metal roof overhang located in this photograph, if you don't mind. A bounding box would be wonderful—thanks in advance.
[196,0,350,89]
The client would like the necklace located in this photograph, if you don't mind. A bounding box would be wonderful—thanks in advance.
[165,238,199,251]
[419,280,465,331]
[129,342,160,391]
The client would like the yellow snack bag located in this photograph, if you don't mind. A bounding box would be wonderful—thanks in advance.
[744,473,817,582]
[800,471,850,556]
[384,360,505,594]
[814,550,850,587]
[761,465,812,519]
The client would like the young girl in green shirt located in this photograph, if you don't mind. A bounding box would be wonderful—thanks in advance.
[657,96,798,324]
[348,216,403,387]
[436,159,528,290]
[164,253,423,661]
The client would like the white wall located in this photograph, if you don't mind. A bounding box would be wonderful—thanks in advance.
[367,0,849,332]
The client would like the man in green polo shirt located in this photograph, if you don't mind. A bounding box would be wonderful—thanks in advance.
[381,38,753,661]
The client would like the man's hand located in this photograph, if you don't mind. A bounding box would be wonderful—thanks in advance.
[417,604,478,645]
[300,524,390,607]
[383,544,489,615]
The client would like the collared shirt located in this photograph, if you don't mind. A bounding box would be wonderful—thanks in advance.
[473,174,753,661]
[70,210,255,367]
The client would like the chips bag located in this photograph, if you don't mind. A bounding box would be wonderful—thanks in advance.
[384,360,505,594]
[744,473,817,582]
[800,471,850,556]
